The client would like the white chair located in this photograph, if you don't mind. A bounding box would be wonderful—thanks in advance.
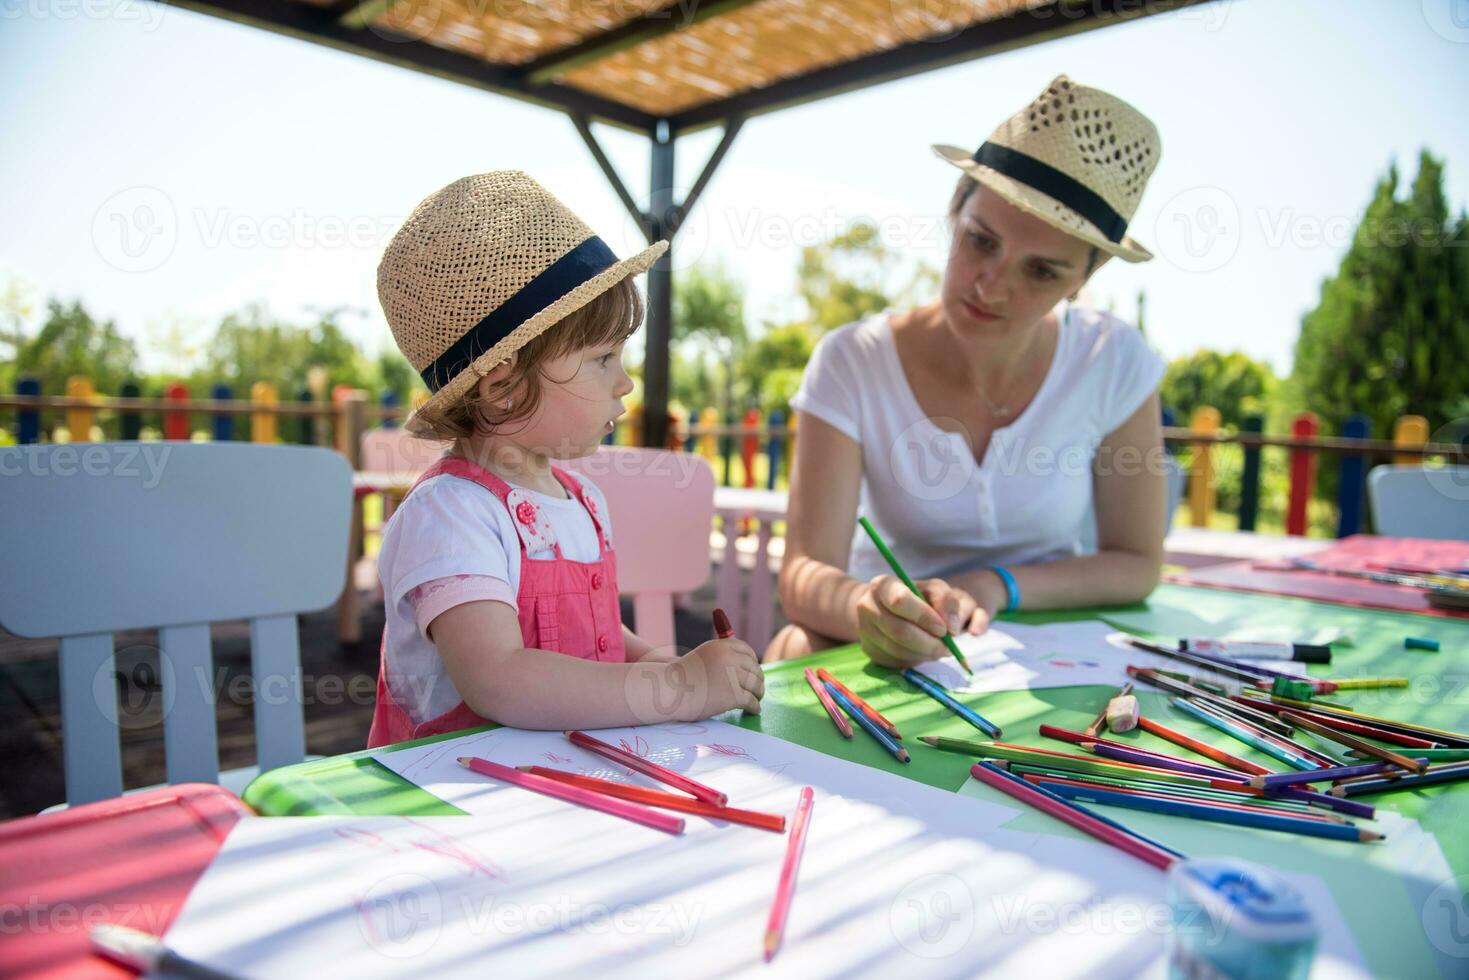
[0,443,351,805]
[1367,464,1469,540]
[561,447,715,651]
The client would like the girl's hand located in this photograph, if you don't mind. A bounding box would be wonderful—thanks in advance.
[681,638,764,717]
[855,575,987,669]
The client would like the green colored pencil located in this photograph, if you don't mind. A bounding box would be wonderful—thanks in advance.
[857,517,972,676]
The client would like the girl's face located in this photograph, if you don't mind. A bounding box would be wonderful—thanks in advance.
[941,183,1101,339]
[509,339,635,459]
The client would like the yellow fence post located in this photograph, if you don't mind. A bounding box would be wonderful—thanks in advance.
[250,381,279,444]
[1188,406,1220,528]
[698,407,719,464]
[1393,415,1428,466]
[65,376,96,442]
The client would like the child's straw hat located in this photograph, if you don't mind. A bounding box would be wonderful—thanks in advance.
[378,171,667,430]
[933,75,1160,263]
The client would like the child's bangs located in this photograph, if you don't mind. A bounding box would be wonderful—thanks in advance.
[544,275,644,357]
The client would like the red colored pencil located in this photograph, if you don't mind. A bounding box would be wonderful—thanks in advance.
[566,730,728,807]
[1231,697,1440,748]
[816,668,901,739]
[804,668,853,738]
[518,767,786,832]
[764,786,814,962]
[1137,715,1274,776]
[458,756,685,834]
[1040,724,1247,778]
[713,607,734,639]
[970,762,1178,871]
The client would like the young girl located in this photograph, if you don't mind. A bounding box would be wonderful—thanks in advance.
[367,171,763,747]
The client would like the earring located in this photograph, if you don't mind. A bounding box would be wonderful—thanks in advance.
[503,397,513,410]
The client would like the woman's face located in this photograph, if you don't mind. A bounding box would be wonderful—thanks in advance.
[941,183,1101,338]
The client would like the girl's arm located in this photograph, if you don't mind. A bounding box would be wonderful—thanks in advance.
[428,600,762,729]
[621,623,680,663]
[948,392,1167,611]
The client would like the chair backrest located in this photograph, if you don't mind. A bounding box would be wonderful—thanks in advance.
[1079,453,1186,555]
[0,443,351,804]
[560,447,715,651]
[1367,465,1469,540]
[360,427,450,478]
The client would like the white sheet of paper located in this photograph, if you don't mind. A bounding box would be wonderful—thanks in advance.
[160,721,1363,979]
[912,621,1307,695]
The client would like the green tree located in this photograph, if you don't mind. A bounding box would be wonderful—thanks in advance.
[1161,349,1276,427]
[1290,150,1469,447]
[15,299,141,437]
[796,221,939,332]
[671,263,748,415]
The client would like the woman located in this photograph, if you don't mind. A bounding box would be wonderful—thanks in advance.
[768,75,1168,667]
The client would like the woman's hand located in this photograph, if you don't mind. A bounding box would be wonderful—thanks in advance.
[855,575,992,669]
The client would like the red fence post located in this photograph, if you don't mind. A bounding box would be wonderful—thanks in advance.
[1286,412,1319,536]
[163,383,191,440]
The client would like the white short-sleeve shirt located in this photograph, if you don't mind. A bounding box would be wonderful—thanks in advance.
[375,471,613,724]
[789,302,1165,582]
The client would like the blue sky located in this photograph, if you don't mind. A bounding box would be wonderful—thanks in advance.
[2,0,1467,377]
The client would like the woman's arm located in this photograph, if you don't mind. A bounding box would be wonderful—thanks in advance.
[950,392,1167,609]
[427,601,763,729]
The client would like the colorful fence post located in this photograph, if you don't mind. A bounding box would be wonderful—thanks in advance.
[294,386,314,445]
[16,376,40,444]
[1187,406,1219,527]
[741,408,760,489]
[1237,414,1263,532]
[381,390,399,429]
[698,407,718,463]
[667,411,682,451]
[119,382,142,441]
[720,410,735,486]
[766,410,785,489]
[1393,415,1428,466]
[163,382,191,440]
[250,382,278,444]
[1336,414,1370,538]
[211,384,234,442]
[65,376,96,443]
[1286,412,1319,536]
[624,404,643,447]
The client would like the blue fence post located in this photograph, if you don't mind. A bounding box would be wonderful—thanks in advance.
[381,390,399,429]
[1336,414,1370,538]
[1160,406,1177,455]
[766,410,785,489]
[120,381,142,441]
[211,384,233,441]
[17,376,40,444]
[1239,415,1263,532]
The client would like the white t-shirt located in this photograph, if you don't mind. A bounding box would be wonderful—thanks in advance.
[789,303,1165,583]
[376,470,613,724]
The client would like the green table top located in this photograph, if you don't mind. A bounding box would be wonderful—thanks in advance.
[243,583,1469,974]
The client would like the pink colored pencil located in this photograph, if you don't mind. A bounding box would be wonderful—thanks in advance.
[764,785,814,962]
[970,762,1179,871]
[458,756,685,835]
[804,668,854,738]
[566,730,728,807]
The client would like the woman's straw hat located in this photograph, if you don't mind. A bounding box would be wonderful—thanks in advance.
[933,75,1160,263]
[377,171,667,431]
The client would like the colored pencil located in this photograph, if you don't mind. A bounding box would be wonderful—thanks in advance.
[994,769,1190,859]
[1085,740,1249,781]
[764,786,814,961]
[1013,767,1337,818]
[1322,677,1409,690]
[826,683,910,763]
[816,667,900,738]
[970,762,1180,870]
[804,668,853,739]
[1039,724,1249,780]
[1248,759,1418,790]
[1248,695,1469,747]
[1232,696,1442,748]
[857,516,972,675]
[1125,636,1327,692]
[1129,667,1294,736]
[1332,761,1469,797]
[1085,683,1132,737]
[902,668,1002,737]
[1045,782,1382,842]
[1170,699,1321,771]
[1136,715,1274,776]
[1020,773,1348,824]
[999,760,1377,819]
[923,736,1228,788]
[566,730,729,806]
[458,756,685,834]
[713,607,735,639]
[1194,701,1344,768]
[1277,710,1429,773]
[518,766,786,832]
[1348,747,1469,763]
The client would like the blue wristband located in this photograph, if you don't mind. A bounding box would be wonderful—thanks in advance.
[991,565,1020,613]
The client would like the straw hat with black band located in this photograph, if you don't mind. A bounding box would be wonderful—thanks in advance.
[377,171,668,435]
[933,74,1160,263]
